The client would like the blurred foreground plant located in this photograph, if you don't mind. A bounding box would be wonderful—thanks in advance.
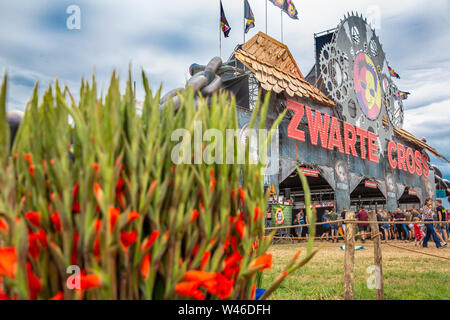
[0,72,317,300]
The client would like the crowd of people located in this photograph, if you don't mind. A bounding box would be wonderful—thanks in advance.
[291,199,449,249]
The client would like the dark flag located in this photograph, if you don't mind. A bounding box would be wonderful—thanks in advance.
[220,1,231,38]
[283,0,299,20]
[388,66,400,79]
[244,0,255,34]
[269,0,299,20]
[397,90,411,100]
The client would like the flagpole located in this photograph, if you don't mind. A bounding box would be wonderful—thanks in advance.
[243,0,246,44]
[281,9,283,43]
[265,0,268,34]
[219,0,222,58]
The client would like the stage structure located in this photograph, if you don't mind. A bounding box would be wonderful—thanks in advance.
[222,13,450,215]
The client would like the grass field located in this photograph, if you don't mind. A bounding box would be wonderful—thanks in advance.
[262,241,450,300]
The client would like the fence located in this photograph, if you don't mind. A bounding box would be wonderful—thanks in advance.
[265,215,450,300]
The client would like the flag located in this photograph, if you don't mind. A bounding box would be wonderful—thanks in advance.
[244,0,255,34]
[397,90,410,100]
[388,66,400,79]
[269,0,299,20]
[220,1,231,38]
[283,0,299,20]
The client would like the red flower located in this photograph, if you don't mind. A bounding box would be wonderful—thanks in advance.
[142,230,159,251]
[94,218,102,235]
[191,209,199,222]
[120,231,137,247]
[72,201,81,213]
[27,262,42,300]
[175,281,205,300]
[235,213,245,239]
[251,285,256,300]
[93,183,102,199]
[223,250,242,280]
[201,251,211,271]
[238,187,245,203]
[24,153,32,164]
[0,247,17,279]
[28,164,35,177]
[50,210,62,232]
[72,182,79,198]
[93,237,101,262]
[71,232,79,265]
[92,162,99,172]
[183,271,234,300]
[249,253,272,272]
[0,218,8,233]
[28,232,42,259]
[108,207,120,233]
[80,274,102,290]
[50,291,64,300]
[253,206,262,223]
[128,210,139,223]
[37,229,48,248]
[140,253,151,279]
[209,169,217,192]
[25,211,40,227]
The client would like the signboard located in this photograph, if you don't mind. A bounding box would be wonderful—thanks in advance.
[364,180,378,189]
[271,204,292,227]
[436,189,446,198]
[300,168,319,178]
[408,189,418,196]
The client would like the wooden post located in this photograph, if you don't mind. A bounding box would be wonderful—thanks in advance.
[344,212,355,300]
[368,211,384,300]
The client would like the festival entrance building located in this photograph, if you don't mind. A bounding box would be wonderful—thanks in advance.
[225,13,449,218]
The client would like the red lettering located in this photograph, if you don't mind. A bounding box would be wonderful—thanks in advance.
[397,143,407,172]
[388,141,397,169]
[286,99,306,142]
[356,127,369,160]
[415,150,422,176]
[343,122,358,157]
[367,131,379,163]
[305,106,330,148]
[327,117,344,153]
[406,148,415,175]
[422,153,429,178]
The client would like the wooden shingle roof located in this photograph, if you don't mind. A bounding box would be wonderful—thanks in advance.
[393,128,450,163]
[234,32,335,108]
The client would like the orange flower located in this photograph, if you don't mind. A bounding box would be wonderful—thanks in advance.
[184,270,217,282]
[27,262,42,300]
[0,218,8,233]
[92,162,99,172]
[249,253,272,272]
[50,210,62,232]
[128,210,139,223]
[28,165,35,176]
[80,274,102,290]
[25,211,41,227]
[24,153,32,164]
[93,183,102,198]
[209,169,217,192]
[175,281,205,300]
[142,230,159,251]
[251,284,257,300]
[50,291,64,300]
[140,253,151,279]
[191,209,199,222]
[0,247,17,279]
[108,207,120,233]
[201,251,211,271]
[183,271,234,300]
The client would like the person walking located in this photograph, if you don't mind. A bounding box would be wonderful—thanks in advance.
[321,210,331,241]
[329,208,339,243]
[357,207,369,243]
[422,198,443,249]
[382,211,390,243]
[435,200,448,246]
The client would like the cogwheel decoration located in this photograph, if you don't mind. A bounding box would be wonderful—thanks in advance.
[319,12,405,153]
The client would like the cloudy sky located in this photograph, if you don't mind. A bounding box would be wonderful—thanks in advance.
[1,0,449,182]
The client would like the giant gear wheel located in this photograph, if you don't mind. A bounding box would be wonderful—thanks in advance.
[319,12,404,153]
